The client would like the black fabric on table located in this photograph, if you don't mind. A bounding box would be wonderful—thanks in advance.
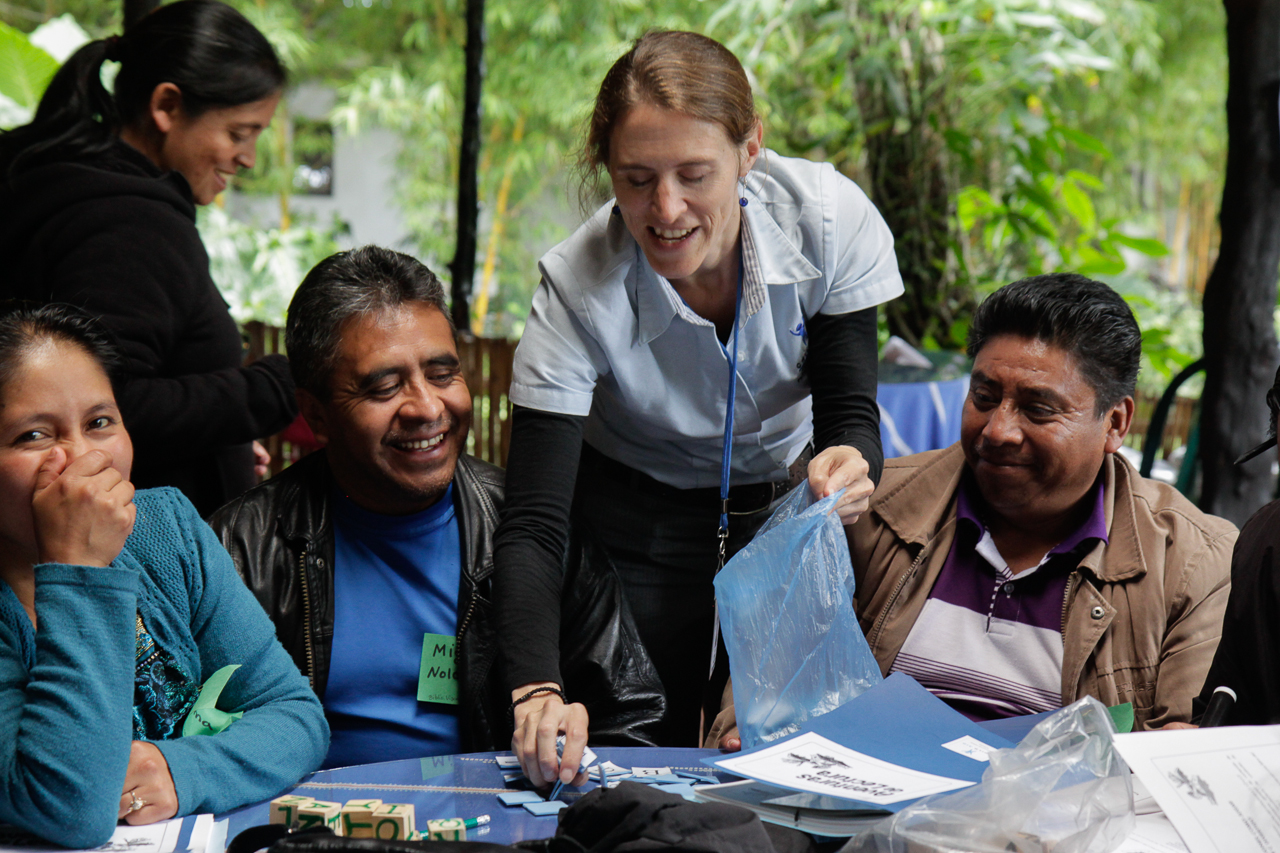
[555,780,823,852]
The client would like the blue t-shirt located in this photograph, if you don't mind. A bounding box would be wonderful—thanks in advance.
[323,484,462,768]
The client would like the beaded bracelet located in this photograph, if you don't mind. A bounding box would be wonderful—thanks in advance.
[509,686,567,722]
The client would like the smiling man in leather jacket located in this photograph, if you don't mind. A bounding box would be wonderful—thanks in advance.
[209,246,663,768]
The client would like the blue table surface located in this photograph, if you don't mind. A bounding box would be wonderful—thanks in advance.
[220,747,731,847]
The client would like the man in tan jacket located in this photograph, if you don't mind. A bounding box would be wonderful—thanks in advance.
[711,274,1234,746]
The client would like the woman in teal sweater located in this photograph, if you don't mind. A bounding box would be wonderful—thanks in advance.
[0,304,328,847]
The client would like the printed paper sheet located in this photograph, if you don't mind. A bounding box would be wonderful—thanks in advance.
[1114,726,1280,853]
[713,731,973,805]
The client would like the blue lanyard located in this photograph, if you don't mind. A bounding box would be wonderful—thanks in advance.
[717,255,745,570]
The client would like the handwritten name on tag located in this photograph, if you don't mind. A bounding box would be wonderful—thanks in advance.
[417,633,458,704]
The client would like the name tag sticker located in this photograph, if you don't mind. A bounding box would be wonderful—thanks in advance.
[418,632,458,705]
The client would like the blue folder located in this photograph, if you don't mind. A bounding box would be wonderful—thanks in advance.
[704,673,1015,812]
[977,710,1053,743]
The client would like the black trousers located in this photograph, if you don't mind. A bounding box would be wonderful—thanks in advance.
[572,444,791,746]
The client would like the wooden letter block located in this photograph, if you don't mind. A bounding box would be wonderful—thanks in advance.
[269,795,312,827]
[340,799,384,838]
[425,818,467,842]
[372,803,416,840]
[296,800,342,832]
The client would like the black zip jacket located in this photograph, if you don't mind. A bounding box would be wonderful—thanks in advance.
[0,141,297,515]
[1194,498,1280,725]
[208,450,665,751]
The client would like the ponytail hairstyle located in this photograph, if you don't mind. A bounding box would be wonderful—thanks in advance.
[0,0,286,179]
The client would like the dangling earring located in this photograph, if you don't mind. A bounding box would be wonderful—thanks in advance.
[611,204,621,216]
[739,197,748,208]
[738,177,748,207]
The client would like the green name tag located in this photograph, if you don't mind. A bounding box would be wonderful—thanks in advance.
[418,632,458,704]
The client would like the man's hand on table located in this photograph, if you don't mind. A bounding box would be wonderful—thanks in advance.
[511,682,589,788]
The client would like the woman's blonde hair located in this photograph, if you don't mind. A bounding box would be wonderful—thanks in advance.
[579,31,758,199]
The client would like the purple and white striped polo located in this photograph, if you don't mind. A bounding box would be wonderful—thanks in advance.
[890,475,1108,721]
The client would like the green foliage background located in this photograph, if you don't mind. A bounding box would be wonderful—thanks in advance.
[0,0,1226,390]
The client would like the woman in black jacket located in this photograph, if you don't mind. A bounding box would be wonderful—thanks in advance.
[0,0,296,515]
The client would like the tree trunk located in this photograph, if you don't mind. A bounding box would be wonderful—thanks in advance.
[855,11,969,350]
[449,0,485,331]
[1200,0,1280,524]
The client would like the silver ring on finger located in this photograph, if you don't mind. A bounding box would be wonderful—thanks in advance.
[128,791,146,813]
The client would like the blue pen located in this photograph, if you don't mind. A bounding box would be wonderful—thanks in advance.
[547,779,564,802]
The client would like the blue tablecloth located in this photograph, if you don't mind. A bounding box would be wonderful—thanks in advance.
[878,377,969,459]
[221,747,729,847]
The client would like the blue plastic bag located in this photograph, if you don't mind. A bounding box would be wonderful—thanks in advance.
[715,482,882,749]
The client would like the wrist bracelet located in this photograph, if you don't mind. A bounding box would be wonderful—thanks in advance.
[509,686,566,722]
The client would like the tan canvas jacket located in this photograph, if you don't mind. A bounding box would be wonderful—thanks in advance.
[706,443,1235,745]
[852,443,1235,730]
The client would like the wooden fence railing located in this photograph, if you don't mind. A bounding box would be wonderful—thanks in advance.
[1128,391,1198,462]
[245,320,1198,477]
[459,336,517,466]
[243,322,295,478]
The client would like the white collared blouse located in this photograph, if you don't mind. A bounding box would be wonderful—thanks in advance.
[510,151,904,489]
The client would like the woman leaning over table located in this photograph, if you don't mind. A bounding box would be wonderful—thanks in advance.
[494,31,903,783]
[0,304,327,848]
[0,0,296,515]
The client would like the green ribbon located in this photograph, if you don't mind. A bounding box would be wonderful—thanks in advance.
[1107,701,1135,734]
[182,664,244,737]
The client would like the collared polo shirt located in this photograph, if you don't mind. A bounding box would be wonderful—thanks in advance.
[891,475,1109,720]
[510,151,903,489]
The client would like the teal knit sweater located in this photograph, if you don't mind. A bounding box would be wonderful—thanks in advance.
[0,488,329,847]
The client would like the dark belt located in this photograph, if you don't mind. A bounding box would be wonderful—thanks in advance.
[578,442,811,516]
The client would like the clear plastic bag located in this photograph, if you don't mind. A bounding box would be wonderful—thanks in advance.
[714,483,882,749]
[843,696,1135,853]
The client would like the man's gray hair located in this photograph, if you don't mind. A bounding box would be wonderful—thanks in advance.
[286,245,451,398]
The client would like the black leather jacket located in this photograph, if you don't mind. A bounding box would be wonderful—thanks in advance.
[208,450,666,752]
